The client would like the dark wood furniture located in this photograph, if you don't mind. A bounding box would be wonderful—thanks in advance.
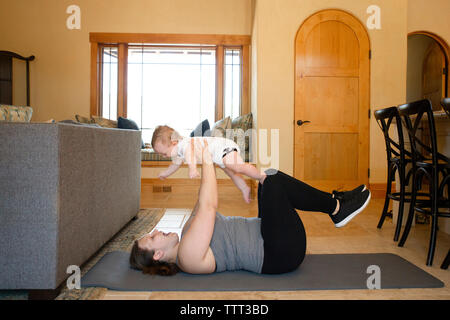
[0,51,35,106]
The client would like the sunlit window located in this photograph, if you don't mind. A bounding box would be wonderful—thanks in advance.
[93,35,249,145]
[127,45,216,142]
[101,47,118,120]
[224,48,241,120]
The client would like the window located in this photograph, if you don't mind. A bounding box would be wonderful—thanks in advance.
[100,47,118,120]
[90,34,250,143]
[127,45,216,141]
[224,48,242,120]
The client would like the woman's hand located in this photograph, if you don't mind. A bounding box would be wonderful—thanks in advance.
[201,139,213,165]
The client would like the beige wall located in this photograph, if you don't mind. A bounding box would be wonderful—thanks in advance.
[407,0,450,44]
[0,0,253,122]
[251,0,408,183]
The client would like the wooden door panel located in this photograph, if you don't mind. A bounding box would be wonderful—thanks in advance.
[304,133,359,181]
[305,21,359,70]
[302,77,359,128]
[422,41,444,110]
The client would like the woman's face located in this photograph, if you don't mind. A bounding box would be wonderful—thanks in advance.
[138,229,179,254]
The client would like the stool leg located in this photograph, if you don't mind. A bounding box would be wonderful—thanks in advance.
[426,172,439,266]
[378,164,394,229]
[441,249,450,270]
[399,170,418,247]
[394,165,406,242]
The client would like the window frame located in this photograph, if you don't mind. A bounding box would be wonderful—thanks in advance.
[89,33,251,123]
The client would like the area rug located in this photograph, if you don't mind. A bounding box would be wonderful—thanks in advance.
[81,251,444,291]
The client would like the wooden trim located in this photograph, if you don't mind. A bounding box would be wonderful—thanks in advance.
[117,43,128,118]
[0,51,35,106]
[141,178,256,196]
[409,31,449,54]
[142,178,249,186]
[98,45,104,116]
[369,183,396,199]
[216,45,224,121]
[141,161,187,168]
[90,33,251,46]
[90,42,100,116]
[241,45,250,115]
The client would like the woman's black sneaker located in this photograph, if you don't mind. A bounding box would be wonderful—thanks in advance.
[331,189,371,228]
[332,184,366,201]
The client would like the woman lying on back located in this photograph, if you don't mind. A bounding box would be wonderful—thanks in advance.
[130,140,370,275]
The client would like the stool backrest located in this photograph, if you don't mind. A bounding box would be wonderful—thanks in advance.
[441,97,450,118]
[374,106,411,163]
[397,99,449,166]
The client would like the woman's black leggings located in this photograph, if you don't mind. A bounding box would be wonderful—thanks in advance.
[258,169,337,274]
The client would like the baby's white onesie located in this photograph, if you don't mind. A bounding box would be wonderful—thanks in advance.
[176,136,240,168]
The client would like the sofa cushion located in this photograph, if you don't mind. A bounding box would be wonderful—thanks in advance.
[0,105,33,122]
[75,114,93,124]
[190,119,210,137]
[59,119,101,127]
[118,117,145,149]
[92,116,118,128]
[230,113,253,162]
[141,148,172,161]
[210,116,231,137]
[231,112,253,133]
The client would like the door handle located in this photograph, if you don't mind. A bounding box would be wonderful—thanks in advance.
[296,120,311,126]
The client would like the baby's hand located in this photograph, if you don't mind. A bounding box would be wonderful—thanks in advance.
[158,171,168,180]
[189,169,200,179]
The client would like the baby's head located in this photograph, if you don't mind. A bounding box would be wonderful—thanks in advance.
[151,125,183,158]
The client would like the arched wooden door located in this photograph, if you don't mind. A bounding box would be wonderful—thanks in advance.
[422,41,446,110]
[294,9,370,192]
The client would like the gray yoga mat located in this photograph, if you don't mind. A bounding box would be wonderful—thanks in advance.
[81,251,444,291]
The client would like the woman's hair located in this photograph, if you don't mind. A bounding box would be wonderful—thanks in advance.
[129,240,180,276]
[151,125,183,148]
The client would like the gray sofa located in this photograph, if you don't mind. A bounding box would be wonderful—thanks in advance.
[0,122,141,290]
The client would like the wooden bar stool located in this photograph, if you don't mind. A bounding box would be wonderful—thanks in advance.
[441,249,450,270]
[440,98,450,269]
[397,99,450,266]
[375,107,414,241]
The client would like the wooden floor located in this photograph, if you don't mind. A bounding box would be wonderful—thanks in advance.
[100,183,450,300]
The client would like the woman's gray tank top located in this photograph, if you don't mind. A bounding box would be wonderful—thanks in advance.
[209,212,264,273]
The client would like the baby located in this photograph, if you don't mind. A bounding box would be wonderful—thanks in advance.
[151,125,265,203]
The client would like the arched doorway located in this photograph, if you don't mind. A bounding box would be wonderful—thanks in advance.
[294,9,370,191]
[407,31,449,110]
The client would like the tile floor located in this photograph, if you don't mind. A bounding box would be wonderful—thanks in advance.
[148,208,191,239]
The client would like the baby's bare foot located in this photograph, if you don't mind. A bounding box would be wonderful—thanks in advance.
[242,186,251,204]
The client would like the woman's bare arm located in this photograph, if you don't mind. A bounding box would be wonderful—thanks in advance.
[185,138,200,179]
[177,140,217,273]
